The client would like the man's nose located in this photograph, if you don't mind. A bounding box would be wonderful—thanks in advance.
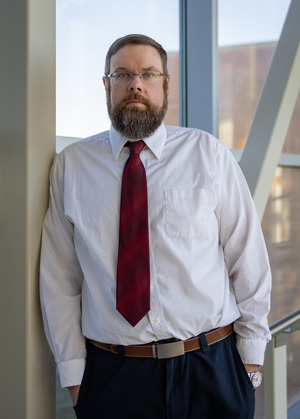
[128,74,143,92]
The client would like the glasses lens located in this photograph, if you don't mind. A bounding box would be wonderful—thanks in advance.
[140,71,159,82]
[113,72,132,84]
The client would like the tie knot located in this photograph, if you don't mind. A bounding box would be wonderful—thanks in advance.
[127,140,145,156]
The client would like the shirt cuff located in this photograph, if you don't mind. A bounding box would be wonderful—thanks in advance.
[57,358,86,388]
[235,336,268,366]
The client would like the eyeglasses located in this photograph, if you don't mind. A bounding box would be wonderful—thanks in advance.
[104,70,168,85]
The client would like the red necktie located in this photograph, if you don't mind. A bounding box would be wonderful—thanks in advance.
[116,141,150,326]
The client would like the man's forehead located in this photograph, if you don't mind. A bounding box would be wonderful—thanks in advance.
[110,44,162,71]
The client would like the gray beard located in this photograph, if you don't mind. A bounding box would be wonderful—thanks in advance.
[107,93,168,140]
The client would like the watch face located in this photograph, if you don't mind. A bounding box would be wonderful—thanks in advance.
[251,372,262,388]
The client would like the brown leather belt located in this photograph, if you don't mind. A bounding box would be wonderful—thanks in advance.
[89,324,233,359]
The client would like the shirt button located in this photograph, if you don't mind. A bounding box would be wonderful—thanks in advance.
[150,285,154,292]
[155,318,160,323]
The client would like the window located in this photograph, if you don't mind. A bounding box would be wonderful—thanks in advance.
[219,2,300,417]
[56,0,179,142]
[218,0,290,150]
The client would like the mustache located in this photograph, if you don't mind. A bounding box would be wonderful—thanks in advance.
[121,93,149,107]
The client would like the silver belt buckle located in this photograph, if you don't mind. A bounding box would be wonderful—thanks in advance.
[154,340,185,359]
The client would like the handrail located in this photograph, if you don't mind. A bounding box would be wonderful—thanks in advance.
[270,308,300,336]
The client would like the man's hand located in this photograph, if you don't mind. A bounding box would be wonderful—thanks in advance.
[244,364,259,373]
[68,385,81,407]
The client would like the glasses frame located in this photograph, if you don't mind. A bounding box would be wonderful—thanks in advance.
[104,70,168,85]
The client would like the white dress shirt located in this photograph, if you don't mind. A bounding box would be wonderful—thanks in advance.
[40,123,271,388]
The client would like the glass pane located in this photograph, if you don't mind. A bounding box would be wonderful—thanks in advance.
[262,167,300,324]
[218,0,291,149]
[56,0,179,140]
[260,167,300,417]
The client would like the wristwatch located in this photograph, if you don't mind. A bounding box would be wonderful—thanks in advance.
[248,371,263,389]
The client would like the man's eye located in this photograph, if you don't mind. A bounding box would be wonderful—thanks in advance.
[142,72,155,78]
[116,73,131,79]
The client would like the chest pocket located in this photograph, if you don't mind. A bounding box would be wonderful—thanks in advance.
[164,186,217,240]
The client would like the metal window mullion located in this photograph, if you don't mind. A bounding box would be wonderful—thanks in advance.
[179,0,219,136]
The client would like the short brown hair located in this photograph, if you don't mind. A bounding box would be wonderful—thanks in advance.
[104,34,169,76]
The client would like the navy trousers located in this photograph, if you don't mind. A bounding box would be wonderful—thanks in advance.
[74,333,255,419]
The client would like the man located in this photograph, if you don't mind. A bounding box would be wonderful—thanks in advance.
[40,34,271,418]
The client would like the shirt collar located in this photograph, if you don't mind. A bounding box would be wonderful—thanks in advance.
[110,123,167,160]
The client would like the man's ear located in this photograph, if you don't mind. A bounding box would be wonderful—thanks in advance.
[103,76,111,97]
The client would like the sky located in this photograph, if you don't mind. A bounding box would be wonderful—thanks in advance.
[56,0,291,138]
[218,0,291,46]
